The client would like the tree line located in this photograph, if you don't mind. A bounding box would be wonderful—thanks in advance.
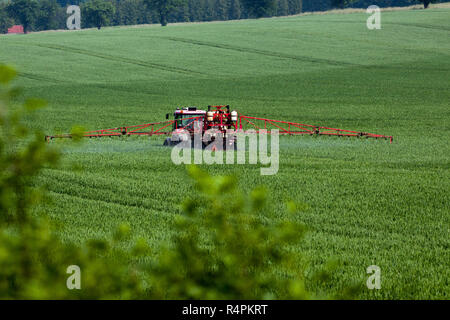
[304,0,440,11]
[0,0,303,33]
[331,0,439,9]
[0,0,442,33]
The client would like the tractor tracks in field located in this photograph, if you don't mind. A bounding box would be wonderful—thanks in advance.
[159,36,449,72]
[158,36,358,67]
[17,71,65,83]
[44,173,173,213]
[32,43,205,76]
[16,71,169,96]
[49,188,164,212]
[302,19,450,32]
[385,22,450,32]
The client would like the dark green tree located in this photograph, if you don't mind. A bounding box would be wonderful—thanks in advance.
[241,0,276,18]
[330,0,356,8]
[0,3,14,34]
[204,0,215,20]
[302,0,329,12]
[331,0,437,9]
[414,0,436,8]
[6,0,38,33]
[187,0,200,21]
[115,0,140,25]
[172,1,190,22]
[277,0,288,15]
[214,0,228,20]
[228,0,242,19]
[287,0,302,14]
[36,0,64,31]
[143,0,186,26]
[81,0,115,30]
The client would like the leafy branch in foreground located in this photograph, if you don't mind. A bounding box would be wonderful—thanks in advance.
[150,165,310,299]
[0,65,146,299]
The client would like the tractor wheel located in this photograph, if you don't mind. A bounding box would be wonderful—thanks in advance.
[163,138,172,146]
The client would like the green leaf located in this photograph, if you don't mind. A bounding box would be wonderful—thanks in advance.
[70,125,86,142]
[0,65,16,84]
[24,98,47,111]
[113,223,131,241]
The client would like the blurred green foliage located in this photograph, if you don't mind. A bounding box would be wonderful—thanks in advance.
[0,65,145,299]
[0,65,322,299]
[150,165,309,299]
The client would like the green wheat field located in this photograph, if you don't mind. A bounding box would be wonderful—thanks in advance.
[1,7,449,299]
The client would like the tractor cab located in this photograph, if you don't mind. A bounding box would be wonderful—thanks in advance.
[164,105,239,148]
[168,107,206,131]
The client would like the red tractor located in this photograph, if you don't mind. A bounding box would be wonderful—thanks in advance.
[163,105,238,149]
[45,105,393,144]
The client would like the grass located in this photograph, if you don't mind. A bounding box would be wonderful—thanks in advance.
[0,7,449,299]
